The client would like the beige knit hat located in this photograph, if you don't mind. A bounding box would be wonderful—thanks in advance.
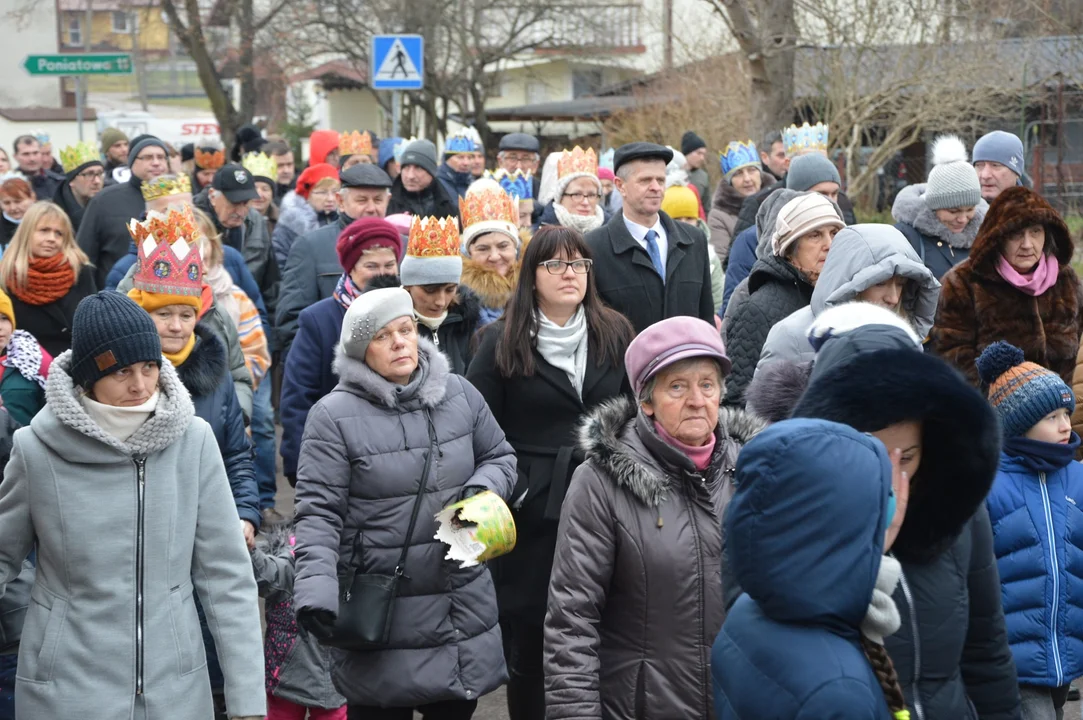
[771,193,845,257]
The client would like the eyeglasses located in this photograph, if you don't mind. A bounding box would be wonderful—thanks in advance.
[563,192,600,202]
[77,169,105,180]
[135,152,167,164]
[502,153,535,164]
[539,258,593,274]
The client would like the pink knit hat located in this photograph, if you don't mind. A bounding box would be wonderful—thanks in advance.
[624,316,731,398]
[770,193,844,257]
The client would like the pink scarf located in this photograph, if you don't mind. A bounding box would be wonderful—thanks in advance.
[654,420,716,471]
[997,252,1058,296]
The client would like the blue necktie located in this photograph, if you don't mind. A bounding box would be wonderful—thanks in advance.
[645,229,665,281]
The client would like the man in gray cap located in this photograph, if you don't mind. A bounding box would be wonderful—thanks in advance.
[973,130,1026,202]
[386,138,458,219]
[277,163,395,356]
[498,132,543,222]
[585,142,716,333]
[77,135,171,288]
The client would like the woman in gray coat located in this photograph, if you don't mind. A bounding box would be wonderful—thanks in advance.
[292,286,517,720]
[544,316,764,720]
[0,291,265,720]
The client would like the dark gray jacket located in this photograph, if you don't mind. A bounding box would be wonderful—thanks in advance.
[76,175,147,288]
[544,396,763,720]
[276,215,351,358]
[292,338,517,707]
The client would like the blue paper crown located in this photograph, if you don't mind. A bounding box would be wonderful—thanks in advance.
[719,141,759,179]
[445,128,479,154]
[485,169,534,200]
[599,148,615,171]
[782,122,829,156]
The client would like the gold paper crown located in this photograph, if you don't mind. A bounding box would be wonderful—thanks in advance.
[140,173,192,202]
[127,204,202,247]
[60,141,100,174]
[459,186,517,230]
[557,146,598,179]
[194,147,226,170]
[407,216,461,258]
[339,131,375,158]
[242,152,277,182]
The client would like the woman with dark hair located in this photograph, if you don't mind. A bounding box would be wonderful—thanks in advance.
[466,225,633,720]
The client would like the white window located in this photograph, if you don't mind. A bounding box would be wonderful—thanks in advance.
[112,11,131,33]
[68,16,82,46]
[527,81,548,105]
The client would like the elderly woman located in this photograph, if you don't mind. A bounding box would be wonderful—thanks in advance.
[723,192,844,406]
[460,180,525,325]
[893,135,988,280]
[536,147,607,234]
[0,291,264,720]
[544,316,764,720]
[292,286,517,719]
[933,187,1083,387]
[708,141,768,265]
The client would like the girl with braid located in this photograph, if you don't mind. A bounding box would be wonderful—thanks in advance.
[712,417,910,719]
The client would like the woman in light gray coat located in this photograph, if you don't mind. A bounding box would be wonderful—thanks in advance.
[0,291,265,720]
[293,286,517,719]
[756,223,940,372]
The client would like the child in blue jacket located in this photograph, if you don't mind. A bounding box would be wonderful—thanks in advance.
[980,341,1083,720]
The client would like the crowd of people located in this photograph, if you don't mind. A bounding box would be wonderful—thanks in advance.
[0,116,1076,720]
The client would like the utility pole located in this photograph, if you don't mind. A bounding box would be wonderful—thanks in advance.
[662,0,673,70]
[77,0,94,140]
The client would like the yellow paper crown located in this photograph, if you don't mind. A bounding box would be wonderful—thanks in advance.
[242,152,277,182]
[339,130,375,158]
[140,173,192,202]
[194,147,226,170]
[407,216,461,258]
[127,204,202,247]
[459,186,517,230]
[557,146,598,179]
[60,141,101,174]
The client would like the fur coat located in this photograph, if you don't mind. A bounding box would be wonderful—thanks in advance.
[932,186,1083,387]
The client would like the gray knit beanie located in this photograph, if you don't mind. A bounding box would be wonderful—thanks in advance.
[399,139,439,178]
[70,292,162,389]
[924,135,981,210]
[786,154,841,192]
[339,287,416,360]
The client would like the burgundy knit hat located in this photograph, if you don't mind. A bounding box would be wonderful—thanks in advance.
[624,316,731,398]
[337,217,403,272]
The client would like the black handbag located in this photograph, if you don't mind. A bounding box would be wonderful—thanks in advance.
[323,419,435,650]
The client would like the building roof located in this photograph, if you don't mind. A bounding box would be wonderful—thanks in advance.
[0,107,98,122]
[288,60,366,90]
[481,95,661,122]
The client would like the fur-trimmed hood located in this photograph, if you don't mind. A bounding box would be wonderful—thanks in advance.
[891,183,988,249]
[174,325,228,398]
[332,335,450,410]
[577,394,764,508]
[967,185,1073,277]
[276,190,334,238]
[460,258,521,312]
[35,349,195,460]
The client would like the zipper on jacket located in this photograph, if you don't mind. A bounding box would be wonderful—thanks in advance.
[682,478,711,714]
[134,456,147,696]
[896,562,924,720]
[1039,472,1065,685]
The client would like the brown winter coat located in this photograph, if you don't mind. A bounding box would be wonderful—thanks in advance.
[543,396,763,720]
[707,169,770,266]
[932,186,1083,387]
[1070,339,1083,443]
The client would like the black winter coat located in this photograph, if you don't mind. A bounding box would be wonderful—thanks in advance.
[466,322,630,624]
[52,180,89,234]
[585,211,715,334]
[387,176,459,219]
[8,266,97,357]
[174,326,261,530]
[0,216,18,253]
[75,175,147,288]
[723,254,813,407]
[417,287,482,376]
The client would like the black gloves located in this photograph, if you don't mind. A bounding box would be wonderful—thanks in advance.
[459,486,486,501]
[296,608,336,641]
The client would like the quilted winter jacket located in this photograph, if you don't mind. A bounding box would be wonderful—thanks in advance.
[891,183,987,281]
[543,396,763,720]
[986,448,1083,687]
[292,338,517,707]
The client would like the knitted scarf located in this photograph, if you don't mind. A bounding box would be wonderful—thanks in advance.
[996,252,1058,297]
[552,202,606,233]
[333,273,363,311]
[10,255,76,306]
[2,330,47,388]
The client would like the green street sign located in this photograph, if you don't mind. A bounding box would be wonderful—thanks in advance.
[23,53,133,76]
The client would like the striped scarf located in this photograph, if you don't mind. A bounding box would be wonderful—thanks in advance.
[333,273,362,311]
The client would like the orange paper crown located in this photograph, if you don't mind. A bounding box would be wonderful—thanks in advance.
[127,204,200,246]
[194,147,226,171]
[407,216,461,258]
[130,208,205,297]
[339,130,375,158]
[557,146,598,179]
[459,186,517,230]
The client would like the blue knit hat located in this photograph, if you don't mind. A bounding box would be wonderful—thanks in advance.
[972,131,1024,178]
[976,341,1074,438]
[70,292,162,390]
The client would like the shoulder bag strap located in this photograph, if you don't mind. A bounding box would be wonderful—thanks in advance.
[394,409,437,578]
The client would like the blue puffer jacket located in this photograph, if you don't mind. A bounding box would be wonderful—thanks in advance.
[986,442,1083,687]
[712,418,895,720]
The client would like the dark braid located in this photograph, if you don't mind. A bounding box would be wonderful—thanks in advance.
[861,635,907,715]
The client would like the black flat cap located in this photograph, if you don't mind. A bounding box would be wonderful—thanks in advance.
[340,163,392,189]
[613,142,673,173]
[499,133,540,153]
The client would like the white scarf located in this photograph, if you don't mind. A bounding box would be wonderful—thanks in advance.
[552,202,606,234]
[861,554,902,645]
[416,311,447,331]
[535,306,588,397]
[80,391,160,443]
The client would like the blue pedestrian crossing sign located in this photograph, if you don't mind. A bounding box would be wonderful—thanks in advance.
[371,35,424,90]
